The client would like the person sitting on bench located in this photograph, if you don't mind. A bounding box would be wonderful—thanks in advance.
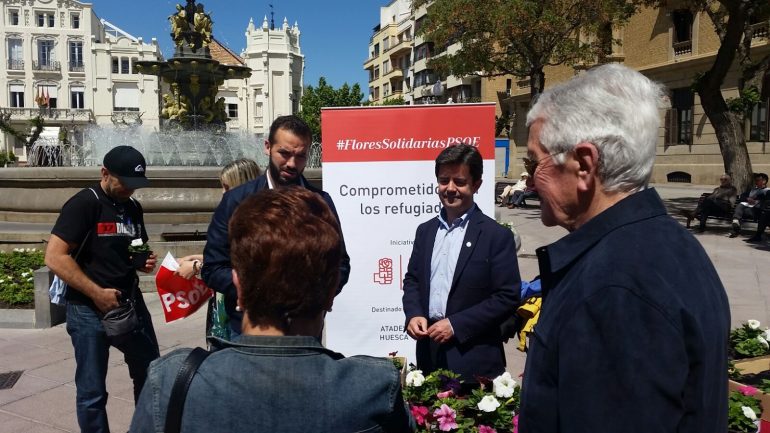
[508,185,538,209]
[731,173,769,237]
[691,174,737,233]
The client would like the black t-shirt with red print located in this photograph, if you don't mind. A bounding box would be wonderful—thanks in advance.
[51,183,148,307]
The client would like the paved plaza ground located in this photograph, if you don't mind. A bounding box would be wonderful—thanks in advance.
[0,183,768,432]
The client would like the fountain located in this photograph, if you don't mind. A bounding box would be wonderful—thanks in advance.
[0,0,322,233]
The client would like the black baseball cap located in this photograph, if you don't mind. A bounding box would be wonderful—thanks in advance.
[103,146,149,189]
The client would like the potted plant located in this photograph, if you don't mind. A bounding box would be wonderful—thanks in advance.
[728,388,762,433]
[403,367,520,432]
[731,320,770,359]
[128,239,152,269]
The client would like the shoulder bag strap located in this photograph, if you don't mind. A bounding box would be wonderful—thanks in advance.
[71,188,100,262]
[164,347,212,433]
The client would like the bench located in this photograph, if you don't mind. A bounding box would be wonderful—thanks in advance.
[685,193,763,228]
[494,181,540,207]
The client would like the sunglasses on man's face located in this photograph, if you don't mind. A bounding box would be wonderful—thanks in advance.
[522,151,567,177]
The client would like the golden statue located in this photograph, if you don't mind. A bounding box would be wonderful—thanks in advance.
[169,4,189,47]
[194,4,213,47]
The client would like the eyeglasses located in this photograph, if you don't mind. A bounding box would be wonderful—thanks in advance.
[522,151,567,177]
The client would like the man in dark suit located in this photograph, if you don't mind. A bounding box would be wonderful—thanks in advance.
[402,144,520,381]
[202,115,350,337]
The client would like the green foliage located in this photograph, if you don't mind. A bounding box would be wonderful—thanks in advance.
[381,96,406,106]
[403,367,519,432]
[298,77,364,142]
[0,151,17,167]
[729,360,744,381]
[728,390,761,433]
[495,114,512,137]
[727,87,762,116]
[0,249,45,306]
[0,114,44,150]
[730,321,770,358]
[412,0,640,97]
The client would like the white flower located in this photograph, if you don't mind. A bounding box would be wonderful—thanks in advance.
[492,372,517,398]
[477,395,500,412]
[748,320,761,330]
[21,272,29,277]
[742,406,757,421]
[763,329,770,342]
[27,277,34,282]
[405,370,425,387]
[758,336,769,349]
[130,239,144,247]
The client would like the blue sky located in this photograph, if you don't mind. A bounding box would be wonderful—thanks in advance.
[90,0,380,94]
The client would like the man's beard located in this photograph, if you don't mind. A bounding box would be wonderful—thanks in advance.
[268,160,301,186]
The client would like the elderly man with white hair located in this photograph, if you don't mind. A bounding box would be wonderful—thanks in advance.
[517,64,730,433]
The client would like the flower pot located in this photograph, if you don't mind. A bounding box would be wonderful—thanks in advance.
[130,251,151,269]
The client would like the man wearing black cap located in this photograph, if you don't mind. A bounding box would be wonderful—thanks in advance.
[45,145,159,433]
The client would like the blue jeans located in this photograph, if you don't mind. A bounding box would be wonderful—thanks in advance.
[66,294,159,433]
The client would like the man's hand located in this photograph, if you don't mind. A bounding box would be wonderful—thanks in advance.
[748,197,758,205]
[138,253,157,274]
[407,316,429,340]
[92,288,121,313]
[428,318,454,344]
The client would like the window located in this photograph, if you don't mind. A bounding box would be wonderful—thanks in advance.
[69,41,84,71]
[38,40,55,66]
[10,84,24,108]
[665,87,694,145]
[131,58,138,74]
[383,60,390,75]
[505,79,512,95]
[749,101,768,141]
[383,83,390,96]
[672,10,693,42]
[227,103,238,118]
[37,85,57,108]
[121,58,129,74]
[9,10,19,26]
[8,38,23,70]
[71,86,85,109]
[415,43,433,61]
[373,65,380,80]
[71,14,80,29]
[48,14,54,27]
[113,83,140,111]
[112,57,119,73]
[37,13,45,27]
[373,43,380,57]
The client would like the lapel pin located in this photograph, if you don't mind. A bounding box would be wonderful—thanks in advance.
[466,241,472,247]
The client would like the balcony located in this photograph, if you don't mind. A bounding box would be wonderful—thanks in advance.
[69,62,85,72]
[7,59,24,70]
[672,40,692,57]
[33,60,61,72]
[0,107,93,121]
[364,55,377,70]
[751,20,768,39]
[387,37,413,57]
[385,68,404,82]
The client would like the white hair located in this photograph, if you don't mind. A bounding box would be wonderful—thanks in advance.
[526,63,667,193]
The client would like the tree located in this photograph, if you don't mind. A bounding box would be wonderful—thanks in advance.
[298,77,364,142]
[641,0,769,191]
[412,0,638,101]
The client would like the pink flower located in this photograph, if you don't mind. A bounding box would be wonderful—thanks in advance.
[739,385,759,396]
[410,405,429,426]
[437,390,454,399]
[513,414,519,433]
[433,404,459,431]
[479,425,497,433]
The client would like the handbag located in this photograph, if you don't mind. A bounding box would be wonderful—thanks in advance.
[165,347,212,433]
[101,297,139,341]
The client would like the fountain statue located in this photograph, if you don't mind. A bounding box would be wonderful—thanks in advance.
[136,0,251,131]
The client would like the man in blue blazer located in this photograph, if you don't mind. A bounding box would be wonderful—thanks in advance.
[202,115,350,337]
[402,144,520,381]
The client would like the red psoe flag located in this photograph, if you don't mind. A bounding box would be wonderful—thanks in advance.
[155,252,213,323]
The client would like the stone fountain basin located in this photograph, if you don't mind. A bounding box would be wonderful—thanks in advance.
[0,167,324,224]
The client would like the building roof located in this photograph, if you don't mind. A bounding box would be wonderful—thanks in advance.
[210,38,245,66]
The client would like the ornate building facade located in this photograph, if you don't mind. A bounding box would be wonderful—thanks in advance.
[0,0,162,163]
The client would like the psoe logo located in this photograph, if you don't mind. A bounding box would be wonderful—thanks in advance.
[373,258,393,285]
